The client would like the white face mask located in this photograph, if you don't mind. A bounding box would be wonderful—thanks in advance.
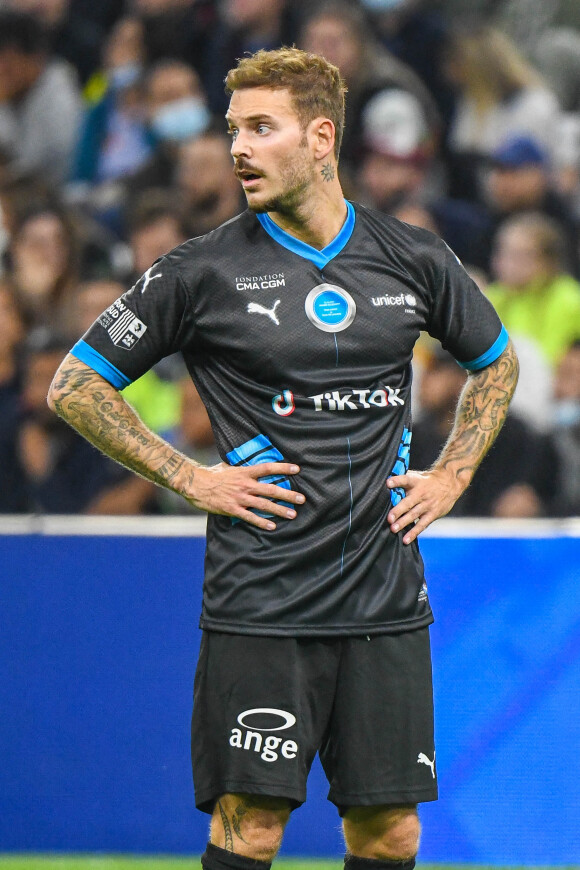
[151,96,210,143]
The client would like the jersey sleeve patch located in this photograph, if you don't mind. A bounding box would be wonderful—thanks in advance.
[457,325,509,371]
[70,340,133,390]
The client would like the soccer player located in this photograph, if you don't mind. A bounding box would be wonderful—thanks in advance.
[48,48,519,870]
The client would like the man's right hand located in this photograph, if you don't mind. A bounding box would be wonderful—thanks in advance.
[181,461,305,530]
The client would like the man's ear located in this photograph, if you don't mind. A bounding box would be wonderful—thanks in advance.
[309,117,336,162]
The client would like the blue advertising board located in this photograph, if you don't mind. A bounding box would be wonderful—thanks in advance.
[1,517,579,863]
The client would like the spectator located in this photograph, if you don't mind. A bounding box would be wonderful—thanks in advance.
[360,0,456,128]
[125,188,189,280]
[131,0,217,80]
[299,1,440,177]
[72,17,152,187]
[487,212,580,366]
[481,135,580,275]
[175,132,244,236]
[9,328,156,514]
[444,24,561,200]
[357,89,491,267]
[411,346,555,516]
[6,0,105,86]
[0,9,82,185]
[203,0,297,115]
[5,204,80,329]
[125,59,212,203]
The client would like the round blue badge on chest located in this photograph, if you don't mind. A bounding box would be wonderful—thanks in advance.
[305,283,356,333]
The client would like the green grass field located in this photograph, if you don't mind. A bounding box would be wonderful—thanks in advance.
[1,858,578,870]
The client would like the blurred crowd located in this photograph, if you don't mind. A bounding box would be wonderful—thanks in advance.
[0,0,579,518]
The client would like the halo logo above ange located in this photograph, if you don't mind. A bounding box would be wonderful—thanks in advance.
[229,707,299,763]
[305,283,356,333]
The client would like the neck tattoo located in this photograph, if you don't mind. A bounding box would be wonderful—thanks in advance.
[321,162,335,182]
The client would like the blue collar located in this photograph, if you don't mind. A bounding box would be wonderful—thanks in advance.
[256,200,355,269]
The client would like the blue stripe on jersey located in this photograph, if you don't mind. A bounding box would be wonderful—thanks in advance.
[389,427,412,507]
[256,200,355,268]
[458,325,509,371]
[226,433,292,521]
[70,340,132,389]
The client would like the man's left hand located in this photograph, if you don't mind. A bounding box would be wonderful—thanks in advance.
[386,468,464,544]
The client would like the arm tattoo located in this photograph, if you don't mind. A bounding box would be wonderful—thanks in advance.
[434,340,519,485]
[48,354,198,497]
[321,162,335,182]
[218,800,234,852]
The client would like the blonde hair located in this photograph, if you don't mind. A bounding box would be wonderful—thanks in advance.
[501,211,565,273]
[450,25,544,115]
[225,47,347,159]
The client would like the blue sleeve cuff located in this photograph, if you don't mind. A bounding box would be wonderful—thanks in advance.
[458,325,509,371]
[70,340,133,390]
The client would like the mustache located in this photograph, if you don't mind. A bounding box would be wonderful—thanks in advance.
[234,160,263,177]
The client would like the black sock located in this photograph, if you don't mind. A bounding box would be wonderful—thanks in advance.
[201,842,272,870]
[345,853,416,870]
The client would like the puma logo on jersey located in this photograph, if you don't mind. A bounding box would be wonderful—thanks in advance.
[139,265,163,294]
[247,299,281,325]
[417,752,436,778]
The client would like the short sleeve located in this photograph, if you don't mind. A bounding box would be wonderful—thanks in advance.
[70,255,194,388]
[426,240,508,370]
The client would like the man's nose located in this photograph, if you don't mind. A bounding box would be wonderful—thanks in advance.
[231,130,251,159]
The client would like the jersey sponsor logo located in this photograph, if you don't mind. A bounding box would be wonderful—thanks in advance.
[247,299,281,325]
[236,273,286,291]
[309,387,404,411]
[371,293,416,310]
[229,707,298,764]
[305,283,356,333]
[272,390,295,416]
[98,299,147,349]
[418,581,429,603]
[417,751,436,778]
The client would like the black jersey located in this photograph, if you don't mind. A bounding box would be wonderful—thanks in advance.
[72,202,507,636]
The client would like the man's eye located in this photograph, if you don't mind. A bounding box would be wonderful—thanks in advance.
[257,125,270,134]
[228,129,238,140]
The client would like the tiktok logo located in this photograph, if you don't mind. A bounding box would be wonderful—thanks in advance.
[272,390,295,417]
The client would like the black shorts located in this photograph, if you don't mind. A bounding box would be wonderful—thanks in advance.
[191,628,437,815]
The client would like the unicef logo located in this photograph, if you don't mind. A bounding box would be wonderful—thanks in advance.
[405,294,417,307]
[237,707,296,731]
[305,283,356,333]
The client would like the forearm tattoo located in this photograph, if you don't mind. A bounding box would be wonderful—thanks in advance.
[48,355,197,495]
[435,340,519,483]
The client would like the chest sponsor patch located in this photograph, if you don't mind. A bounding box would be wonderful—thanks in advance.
[98,299,147,349]
[305,283,356,333]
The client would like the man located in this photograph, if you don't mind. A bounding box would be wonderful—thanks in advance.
[48,48,519,869]
[0,9,82,185]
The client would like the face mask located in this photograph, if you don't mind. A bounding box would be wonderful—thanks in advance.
[553,399,580,428]
[151,96,210,143]
[109,63,142,92]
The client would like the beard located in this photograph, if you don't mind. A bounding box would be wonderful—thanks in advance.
[241,141,316,215]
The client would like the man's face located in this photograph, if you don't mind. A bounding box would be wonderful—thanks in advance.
[486,165,547,212]
[227,87,317,214]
